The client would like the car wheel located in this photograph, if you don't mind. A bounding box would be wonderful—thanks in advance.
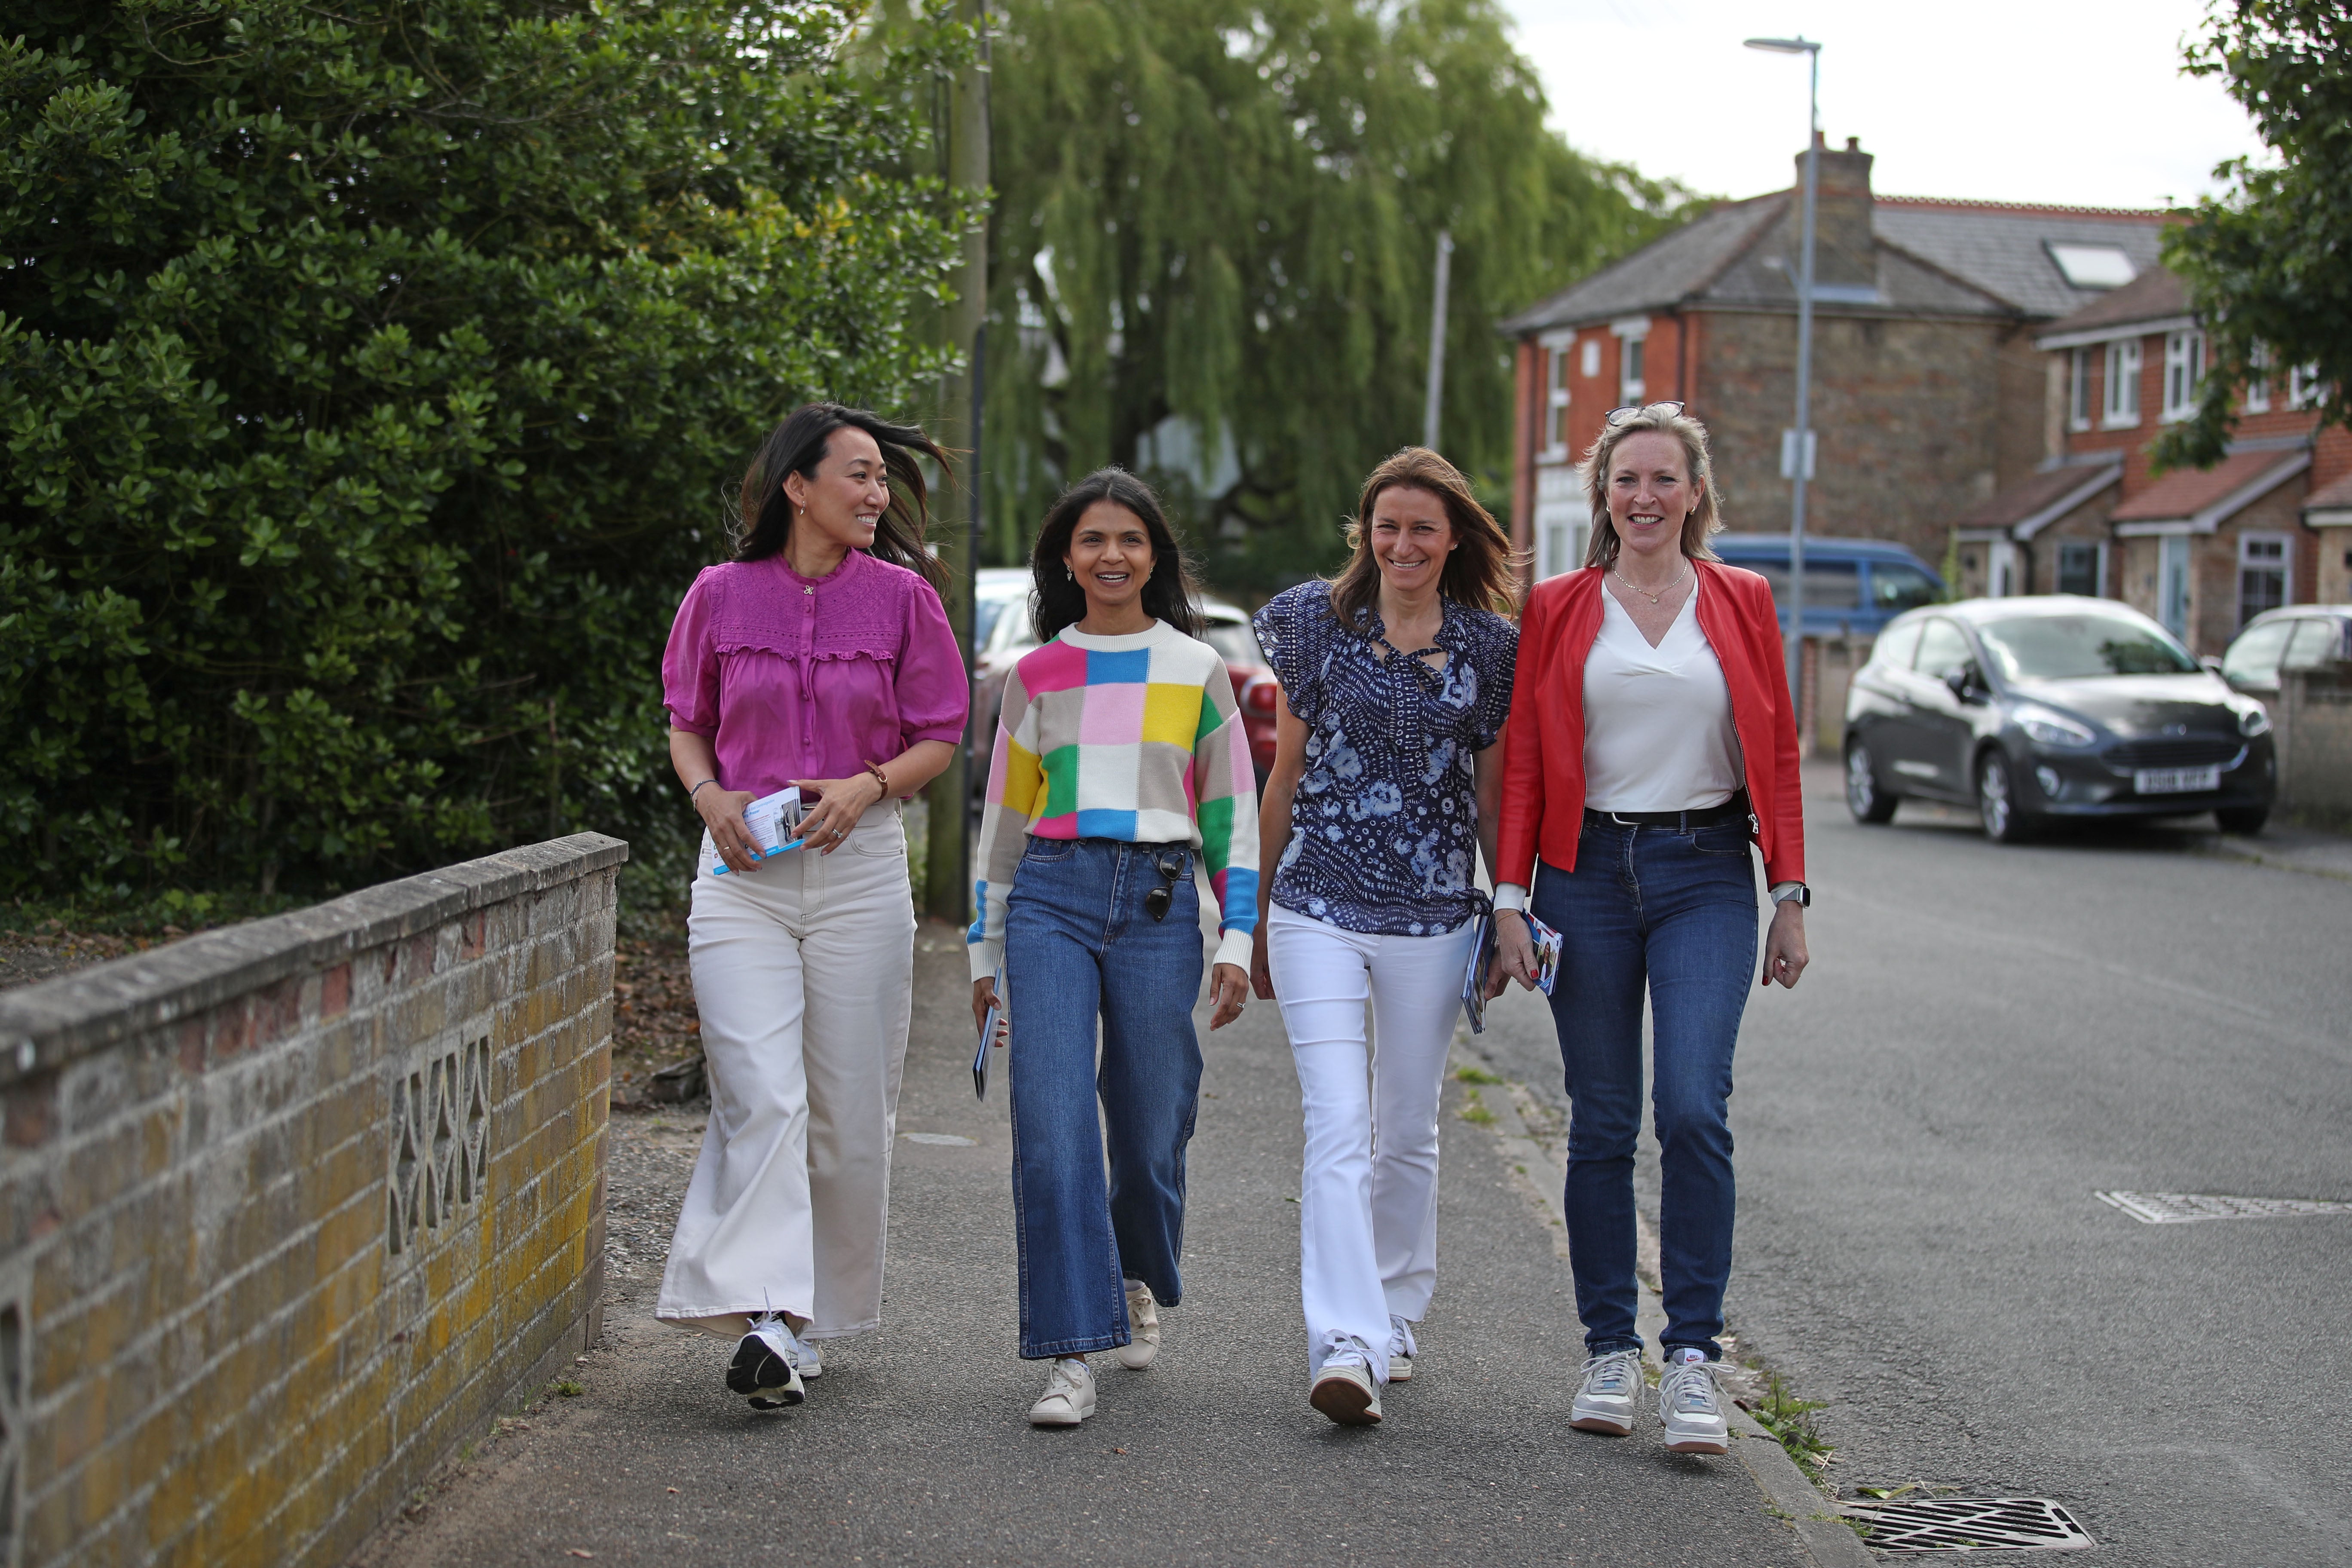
[1845,740,1898,824]
[1976,750,2039,843]
[2215,805,2269,836]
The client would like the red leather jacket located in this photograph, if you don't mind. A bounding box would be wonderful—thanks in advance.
[1496,560,1805,887]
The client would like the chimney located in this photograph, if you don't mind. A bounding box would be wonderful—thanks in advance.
[1787,133,1876,291]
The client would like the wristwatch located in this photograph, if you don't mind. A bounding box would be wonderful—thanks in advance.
[1769,882,1811,909]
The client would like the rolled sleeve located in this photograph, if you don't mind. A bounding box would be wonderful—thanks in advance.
[662,568,724,735]
[894,578,973,746]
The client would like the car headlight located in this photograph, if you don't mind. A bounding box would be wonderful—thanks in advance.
[2015,706,2096,748]
[2239,703,2273,738]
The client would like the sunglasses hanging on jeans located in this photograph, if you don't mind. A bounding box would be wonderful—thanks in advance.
[1144,850,1187,921]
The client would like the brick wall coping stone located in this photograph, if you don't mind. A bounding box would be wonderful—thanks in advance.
[0,832,629,1087]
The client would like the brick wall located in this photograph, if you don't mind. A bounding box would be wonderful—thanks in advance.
[0,833,627,1568]
[1697,309,2010,563]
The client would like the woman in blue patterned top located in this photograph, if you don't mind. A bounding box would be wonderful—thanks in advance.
[1250,446,1519,1425]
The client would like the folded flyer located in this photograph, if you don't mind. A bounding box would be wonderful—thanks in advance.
[710,786,805,875]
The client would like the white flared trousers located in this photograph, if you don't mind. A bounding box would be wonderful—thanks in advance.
[656,802,914,1341]
[1265,904,1475,1382]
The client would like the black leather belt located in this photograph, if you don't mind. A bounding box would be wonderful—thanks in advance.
[1584,791,1752,830]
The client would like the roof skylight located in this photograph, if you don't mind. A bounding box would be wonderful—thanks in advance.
[2046,243,2137,289]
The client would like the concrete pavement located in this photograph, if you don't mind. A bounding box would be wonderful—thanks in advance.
[361,923,1821,1567]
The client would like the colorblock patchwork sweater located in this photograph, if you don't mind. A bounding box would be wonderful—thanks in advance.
[968,620,1261,980]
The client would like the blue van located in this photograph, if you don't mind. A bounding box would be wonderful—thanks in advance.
[1707,533,1944,640]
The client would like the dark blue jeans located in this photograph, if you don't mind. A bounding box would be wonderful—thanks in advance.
[1005,837,1205,1359]
[1534,816,1758,1362]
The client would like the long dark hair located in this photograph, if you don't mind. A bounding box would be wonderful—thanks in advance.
[1028,469,1204,643]
[736,403,952,590]
[1327,446,1523,631]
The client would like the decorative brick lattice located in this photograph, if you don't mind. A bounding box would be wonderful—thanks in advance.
[388,1034,493,1255]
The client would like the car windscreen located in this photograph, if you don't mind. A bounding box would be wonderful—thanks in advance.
[1975,613,2197,682]
[1200,621,1266,667]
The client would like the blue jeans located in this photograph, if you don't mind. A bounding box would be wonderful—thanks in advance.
[1534,816,1757,1362]
[1005,837,1205,1359]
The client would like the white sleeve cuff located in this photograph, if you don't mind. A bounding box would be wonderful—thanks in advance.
[1493,883,1528,914]
[969,937,1004,984]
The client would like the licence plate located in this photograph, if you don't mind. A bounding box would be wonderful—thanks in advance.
[2134,765,2220,794]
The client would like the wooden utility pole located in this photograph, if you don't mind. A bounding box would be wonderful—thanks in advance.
[922,0,991,927]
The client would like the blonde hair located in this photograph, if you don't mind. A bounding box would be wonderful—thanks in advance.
[1328,447,1522,630]
[1580,405,1723,568]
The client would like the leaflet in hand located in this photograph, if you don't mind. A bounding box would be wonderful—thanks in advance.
[1524,913,1563,996]
[710,786,805,875]
[1460,912,1498,1035]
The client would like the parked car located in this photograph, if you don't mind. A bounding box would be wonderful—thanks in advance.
[1843,595,2277,841]
[1709,533,1944,640]
[2216,604,2352,696]
[968,569,1277,787]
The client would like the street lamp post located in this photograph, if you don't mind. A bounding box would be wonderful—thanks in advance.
[1746,35,1820,733]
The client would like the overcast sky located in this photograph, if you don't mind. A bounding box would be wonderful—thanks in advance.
[1501,0,2266,211]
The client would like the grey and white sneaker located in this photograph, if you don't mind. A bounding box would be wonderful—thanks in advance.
[1310,1338,1383,1426]
[1570,1347,1644,1435]
[1659,1351,1730,1454]
[1029,1357,1096,1427]
[726,1314,806,1409]
[799,1339,822,1378]
[1113,1279,1160,1369]
[1386,1314,1418,1383]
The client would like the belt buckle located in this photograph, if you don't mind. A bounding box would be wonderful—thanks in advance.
[1609,810,1639,827]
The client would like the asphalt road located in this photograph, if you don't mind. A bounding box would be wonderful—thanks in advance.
[1466,764,2352,1566]
[362,922,1811,1567]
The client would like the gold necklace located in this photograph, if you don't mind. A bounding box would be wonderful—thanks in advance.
[1612,560,1690,606]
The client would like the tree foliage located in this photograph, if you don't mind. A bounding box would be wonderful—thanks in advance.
[0,0,974,896]
[981,0,1687,590]
[2157,0,2352,468]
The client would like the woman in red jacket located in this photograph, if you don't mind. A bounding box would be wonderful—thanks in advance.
[1491,401,1809,1456]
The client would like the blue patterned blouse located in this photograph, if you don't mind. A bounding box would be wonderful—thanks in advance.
[1253,582,1518,936]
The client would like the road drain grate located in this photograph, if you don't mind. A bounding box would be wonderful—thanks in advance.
[2096,1189,2352,1224]
[1843,1497,2095,1553]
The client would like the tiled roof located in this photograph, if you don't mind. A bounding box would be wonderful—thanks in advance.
[2110,449,2303,523]
[1501,192,2173,335]
[2303,471,2352,512]
[2036,267,2192,341]
[1954,462,2120,533]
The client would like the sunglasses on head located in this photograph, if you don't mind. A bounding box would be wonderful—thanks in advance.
[1603,400,1687,427]
[1144,850,1187,922]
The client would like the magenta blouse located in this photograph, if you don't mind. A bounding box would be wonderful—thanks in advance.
[662,549,970,797]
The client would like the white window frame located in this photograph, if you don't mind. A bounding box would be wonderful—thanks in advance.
[2239,531,2293,627]
[2068,347,2092,432]
[2289,362,2326,410]
[1611,316,1651,408]
[2161,330,2204,423]
[2245,343,2271,413]
[1537,332,1574,460]
[1580,337,1602,379]
[2056,538,2108,598]
[2102,339,2142,429]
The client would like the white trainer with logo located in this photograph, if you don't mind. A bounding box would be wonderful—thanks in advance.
[1570,1347,1643,1435]
[1658,1350,1731,1454]
[1386,1314,1418,1383]
[1113,1279,1160,1369]
[1310,1338,1383,1426]
[725,1314,807,1409]
[1029,1357,1096,1426]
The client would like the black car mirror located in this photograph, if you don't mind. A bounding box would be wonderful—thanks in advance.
[1939,663,1984,704]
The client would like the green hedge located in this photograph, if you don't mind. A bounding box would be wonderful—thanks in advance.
[0,0,972,897]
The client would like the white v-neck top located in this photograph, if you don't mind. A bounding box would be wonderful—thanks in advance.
[1581,581,1742,812]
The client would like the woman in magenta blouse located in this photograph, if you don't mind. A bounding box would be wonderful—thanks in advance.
[655,403,970,1412]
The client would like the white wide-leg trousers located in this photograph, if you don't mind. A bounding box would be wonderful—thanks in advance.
[656,802,915,1341]
[1265,904,1475,1382]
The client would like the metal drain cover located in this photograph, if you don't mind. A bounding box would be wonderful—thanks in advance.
[1844,1497,2095,1553]
[2096,1190,2352,1224]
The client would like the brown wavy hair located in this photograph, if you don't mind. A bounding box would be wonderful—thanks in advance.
[1580,404,1723,568]
[1327,447,1522,631]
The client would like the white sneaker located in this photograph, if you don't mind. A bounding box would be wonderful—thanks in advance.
[1113,1279,1160,1369]
[1310,1343,1383,1426]
[1386,1315,1418,1383]
[726,1315,806,1409]
[799,1340,822,1378]
[1659,1351,1730,1454]
[1570,1347,1643,1436]
[1029,1357,1096,1426]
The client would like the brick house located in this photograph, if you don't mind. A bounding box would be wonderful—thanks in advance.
[1500,135,2173,585]
[1954,265,2352,654]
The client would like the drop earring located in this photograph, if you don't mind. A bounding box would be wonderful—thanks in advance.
[1066,565,1075,581]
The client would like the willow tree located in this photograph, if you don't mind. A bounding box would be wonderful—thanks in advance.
[982,0,1684,589]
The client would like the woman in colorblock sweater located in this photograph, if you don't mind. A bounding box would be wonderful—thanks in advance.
[968,469,1258,1429]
